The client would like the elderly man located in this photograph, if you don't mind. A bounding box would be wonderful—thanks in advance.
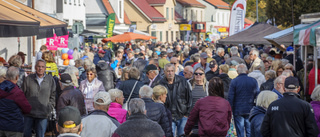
[244,55,251,70]
[228,64,259,137]
[167,49,174,60]
[182,66,193,80]
[0,67,31,137]
[213,47,225,65]
[93,50,107,65]
[171,57,184,75]
[22,59,56,137]
[260,70,276,91]
[205,59,219,81]
[144,64,162,88]
[112,98,165,137]
[159,64,192,136]
[193,53,211,73]
[81,92,119,137]
[271,75,287,99]
[139,86,172,137]
[249,49,265,74]
[261,76,319,137]
[57,73,86,116]
[225,46,245,65]
[56,106,83,137]
[248,65,266,88]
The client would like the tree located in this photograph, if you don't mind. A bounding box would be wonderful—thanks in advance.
[266,0,320,28]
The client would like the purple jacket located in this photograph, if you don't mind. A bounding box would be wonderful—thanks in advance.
[108,102,127,124]
[311,101,320,137]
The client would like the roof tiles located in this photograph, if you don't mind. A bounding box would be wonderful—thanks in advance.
[204,0,230,9]
[131,0,166,22]
[176,0,206,8]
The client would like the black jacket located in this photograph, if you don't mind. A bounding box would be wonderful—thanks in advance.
[142,98,172,137]
[205,70,219,81]
[143,74,163,88]
[213,55,224,65]
[261,92,319,137]
[260,79,274,91]
[218,73,231,99]
[113,113,165,137]
[189,48,198,56]
[57,86,86,116]
[96,62,117,91]
[285,54,303,71]
[119,79,144,103]
[158,75,192,119]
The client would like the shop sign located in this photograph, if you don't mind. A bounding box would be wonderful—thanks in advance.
[218,28,227,32]
[180,24,191,31]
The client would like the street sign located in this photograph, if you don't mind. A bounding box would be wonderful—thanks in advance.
[72,22,84,34]
[180,24,191,31]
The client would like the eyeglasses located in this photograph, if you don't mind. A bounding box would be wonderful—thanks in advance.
[183,72,187,74]
[171,63,177,65]
[194,73,204,76]
[86,73,94,76]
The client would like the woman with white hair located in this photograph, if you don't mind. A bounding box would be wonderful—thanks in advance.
[0,66,7,83]
[107,89,127,124]
[249,90,278,137]
[310,85,320,136]
[64,66,80,88]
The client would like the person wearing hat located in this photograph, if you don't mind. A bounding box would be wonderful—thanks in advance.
[143,64,163,88]
[205,59,219,81]
[261,76,319,137]
[56,106,83,137]
[284,46,303,72]
[193,53,211,73]
[80,92,119,137]
[167,49,174,60]
[93,50,108,65]
[159,51,170,69]
[57,74,86,116]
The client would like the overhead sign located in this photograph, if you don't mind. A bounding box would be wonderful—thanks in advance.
[46,33,69,50]
[180,24,191,31]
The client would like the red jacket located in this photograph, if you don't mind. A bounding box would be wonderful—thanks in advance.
[308,68,320,95]
[184,96,232,137]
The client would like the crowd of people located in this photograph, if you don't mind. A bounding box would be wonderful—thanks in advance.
[0,40,320,137]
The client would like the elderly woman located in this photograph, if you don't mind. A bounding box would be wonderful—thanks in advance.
[8,55,26,88]
[184,77,232,136]
[107,89,127,124]
[187,67,208,109]
[79,67,105,113]
[260,70,276,91]
[42,51,59,77]
[79,58,94,85]
[116,67,131,88]
[0,66,7,83]
[64,66,80,88]
[119,67,144,103]
[249,90,278,137]
[311,85,320,137]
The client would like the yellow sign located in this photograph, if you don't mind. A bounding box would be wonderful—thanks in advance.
[180,24,191,31]
[218,28,227,32]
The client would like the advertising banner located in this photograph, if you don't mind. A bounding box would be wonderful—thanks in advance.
[180,24,191,31]
[229,0,247,36]
[106,13,116,49]
[46,33,69,50]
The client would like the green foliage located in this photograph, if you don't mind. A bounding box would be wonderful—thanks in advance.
[266,0,320,28]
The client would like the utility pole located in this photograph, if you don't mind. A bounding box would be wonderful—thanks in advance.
[256,0,259,22]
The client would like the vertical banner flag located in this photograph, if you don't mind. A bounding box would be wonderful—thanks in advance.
[46,33,69,50]
[229,0,247,36]
[185,20,193,41]
[106,13,116,49]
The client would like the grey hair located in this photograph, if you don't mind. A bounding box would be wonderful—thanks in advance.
[253,64,262,70]
[6,66,19,80]
[75,59,84,67]
[284,63,293,69]
[274,75,287,88]
[0,66,7,77]
[285,88,299,93]
[237,64,248,74]
[164,63,175,72]
[265,70,276,79]
[217,47,224,53]
[281,70,293,77]
[266,57,273,62]
[244,55,250,60]
[251,49,259,57]
[139,85,153,98]
[109,89,123,102]
[84,58,94,68]
[36,59,46,66]
[311,85,320,101]
[193,53,200,62]
[224,54,230,59]
[129,98,146,114]
[64,66,79,87]
[281,59,289,66]
[230,47,239,56]
[256,90,278,109]
[184,66,194,73]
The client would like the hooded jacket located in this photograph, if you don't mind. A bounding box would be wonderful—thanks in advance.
[249,106,266,137]
[0,80,31,132]
[96,62,117,91]
[218,73,231,99]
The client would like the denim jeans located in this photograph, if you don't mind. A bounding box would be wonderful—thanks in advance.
[234,114,250,137]
[172,117,188,136]
[23,116,47,137]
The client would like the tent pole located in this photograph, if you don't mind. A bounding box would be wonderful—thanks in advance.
[304,45,307,100]
[315,46,318,90]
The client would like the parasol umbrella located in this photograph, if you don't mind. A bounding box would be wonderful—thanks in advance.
[101,32,157,43]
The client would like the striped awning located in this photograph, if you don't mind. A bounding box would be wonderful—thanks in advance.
[294,20,320,46]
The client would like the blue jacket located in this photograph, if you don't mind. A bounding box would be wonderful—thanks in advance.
[272,88,283,99]
[228,73,259,115]
[0,80,31,132]
[249,106,266,137]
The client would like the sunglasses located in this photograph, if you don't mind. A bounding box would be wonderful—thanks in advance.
[194,73,204,76]
[171,63,177,65]
[86,73,94,76]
